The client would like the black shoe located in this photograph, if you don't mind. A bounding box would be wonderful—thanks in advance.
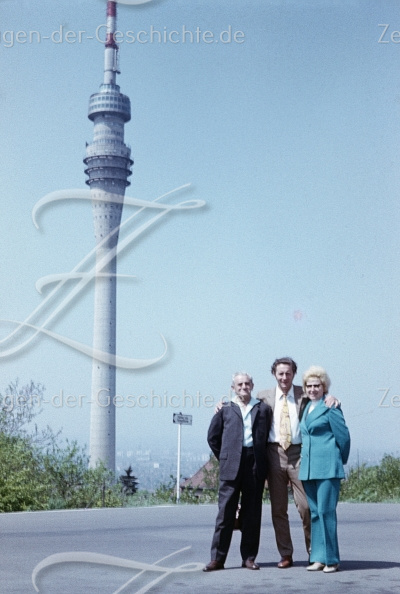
[242,559,260,570]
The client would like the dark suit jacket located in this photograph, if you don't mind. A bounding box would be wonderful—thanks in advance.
[257,385,309,422]
[207,400,272,481]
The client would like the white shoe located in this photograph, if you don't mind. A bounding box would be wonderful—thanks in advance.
[323,564,339,573]
[307,562,325,571]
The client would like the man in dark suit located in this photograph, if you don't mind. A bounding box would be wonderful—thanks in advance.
[257,357,338,569]
[203,372,272,572]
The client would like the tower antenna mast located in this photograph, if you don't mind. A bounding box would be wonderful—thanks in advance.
[84,1,133,471]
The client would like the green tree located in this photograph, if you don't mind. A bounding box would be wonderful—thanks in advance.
[0,381,127,511]
[0,379,59,446]
[0,381,57,512]
[120,465,139,495]
[153,475,176,503]
[42,440,126,509]
[0,433,48,512]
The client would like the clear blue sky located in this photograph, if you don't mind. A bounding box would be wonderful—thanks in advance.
[1,0,399,466]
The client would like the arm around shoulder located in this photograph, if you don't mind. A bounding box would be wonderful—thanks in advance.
[325,394,341,408]
[257,389,272,405]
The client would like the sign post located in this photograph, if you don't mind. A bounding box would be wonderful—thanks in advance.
[173,412,192,503]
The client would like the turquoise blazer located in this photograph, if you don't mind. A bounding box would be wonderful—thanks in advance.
[299,398,351,480]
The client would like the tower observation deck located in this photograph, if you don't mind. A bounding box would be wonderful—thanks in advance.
[84,1,132,471]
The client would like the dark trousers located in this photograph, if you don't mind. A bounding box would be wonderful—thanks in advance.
[210,447,265,563]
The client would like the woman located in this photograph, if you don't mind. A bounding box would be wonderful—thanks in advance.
[299,366,350,573]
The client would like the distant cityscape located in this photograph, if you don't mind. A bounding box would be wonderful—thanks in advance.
[116,446,211,491]
[116,445,398,492]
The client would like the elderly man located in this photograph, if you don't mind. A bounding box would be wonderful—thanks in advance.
[257,357,339,569]
[203,372,272,572]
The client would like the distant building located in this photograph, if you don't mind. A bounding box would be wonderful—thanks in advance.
[180,458,217,497]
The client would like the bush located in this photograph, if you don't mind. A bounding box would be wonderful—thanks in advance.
[0,380,128,511]
[0,433,48,512]
[340,455,400,502]
[42,440,126,509]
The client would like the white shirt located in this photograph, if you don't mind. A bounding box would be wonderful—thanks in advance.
[268,385,302,445]
[233,395,258,447]
[307,401,318,415]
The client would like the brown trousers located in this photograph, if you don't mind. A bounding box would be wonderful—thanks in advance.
[266,443,311,557]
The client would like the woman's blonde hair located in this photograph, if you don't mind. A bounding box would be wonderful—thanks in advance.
[302,365,331,394]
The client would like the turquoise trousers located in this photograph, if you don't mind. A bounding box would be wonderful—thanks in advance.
[303,478,341,565]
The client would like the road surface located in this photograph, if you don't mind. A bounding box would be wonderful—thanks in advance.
[0,503,399,593]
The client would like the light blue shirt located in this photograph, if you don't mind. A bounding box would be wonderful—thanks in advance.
[233,395,258,447]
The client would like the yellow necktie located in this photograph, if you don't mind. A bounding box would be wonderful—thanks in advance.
[279,394,292,450]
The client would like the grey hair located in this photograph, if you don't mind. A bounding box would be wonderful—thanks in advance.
[231,371,253,384]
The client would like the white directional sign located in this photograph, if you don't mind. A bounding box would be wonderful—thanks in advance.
[173,412,192,503]
[173,412,192,425]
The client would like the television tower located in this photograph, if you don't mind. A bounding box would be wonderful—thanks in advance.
[84,1,132,471]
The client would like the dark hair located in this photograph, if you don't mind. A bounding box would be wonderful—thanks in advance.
[270,357,297,376]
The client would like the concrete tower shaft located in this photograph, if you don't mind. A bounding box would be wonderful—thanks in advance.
[84,1,132,471]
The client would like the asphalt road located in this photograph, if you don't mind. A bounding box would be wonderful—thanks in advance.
[0,503,399,593]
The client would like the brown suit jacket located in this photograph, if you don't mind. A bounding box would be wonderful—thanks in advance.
[257,385,309,422]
